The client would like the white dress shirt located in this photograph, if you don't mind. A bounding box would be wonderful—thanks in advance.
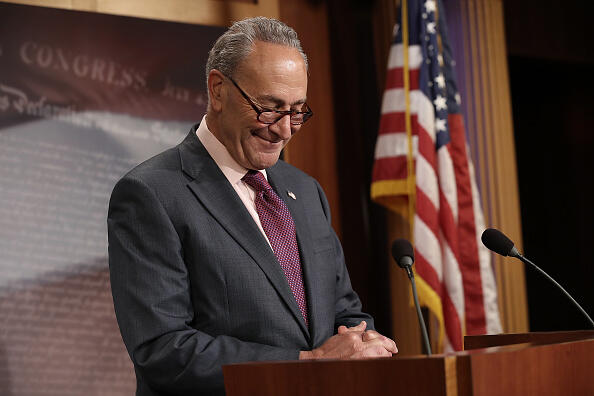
[196,115,272,248]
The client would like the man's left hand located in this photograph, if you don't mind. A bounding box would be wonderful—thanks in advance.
[338,321,398,354]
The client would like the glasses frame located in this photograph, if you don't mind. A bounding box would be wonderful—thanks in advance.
[226,75,313,126]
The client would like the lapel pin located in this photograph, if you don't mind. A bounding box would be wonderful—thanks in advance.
[287,190,296,200]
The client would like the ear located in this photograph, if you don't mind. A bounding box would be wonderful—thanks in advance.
[207,69,226,112]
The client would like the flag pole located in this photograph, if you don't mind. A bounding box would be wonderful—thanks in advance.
[400,0,416,243]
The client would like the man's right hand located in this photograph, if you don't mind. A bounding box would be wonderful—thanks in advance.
[299,321,397,360]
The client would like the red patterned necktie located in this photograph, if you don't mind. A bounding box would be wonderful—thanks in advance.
[242,170,308,326]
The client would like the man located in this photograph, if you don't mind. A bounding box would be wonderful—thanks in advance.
[108,17,397,396]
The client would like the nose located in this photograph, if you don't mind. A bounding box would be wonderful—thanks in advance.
[268,114,293,139]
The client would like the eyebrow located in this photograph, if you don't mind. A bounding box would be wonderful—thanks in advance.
[255,94,307,108]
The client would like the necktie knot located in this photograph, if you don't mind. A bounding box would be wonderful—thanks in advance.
[242,170,272,194]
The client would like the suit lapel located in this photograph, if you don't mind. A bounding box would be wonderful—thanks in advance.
[178,129,310,340]
[267,166,321,347]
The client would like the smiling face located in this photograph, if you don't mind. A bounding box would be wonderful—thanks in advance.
[207,41,308,170]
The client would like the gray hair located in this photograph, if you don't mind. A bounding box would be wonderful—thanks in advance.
[205,16,308,87]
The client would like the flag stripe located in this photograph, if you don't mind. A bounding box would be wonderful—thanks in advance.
[371,156,409,181]
[449,114,487,334]
[378,112,407,135]
[414,215,442,281]
[416,154,439,210]
[415,251,443,296]
[417,122,437,173]
[441,241,465,330]
[388,44,423,69]
[374,133,418,158]
[441,280,464,350]
[416,188,439,238]
[386,68,420,91]
[438,148,458,220]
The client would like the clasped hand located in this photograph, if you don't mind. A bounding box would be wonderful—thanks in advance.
[300,321,398,360]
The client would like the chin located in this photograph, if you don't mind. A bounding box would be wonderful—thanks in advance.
[249,153,281,170]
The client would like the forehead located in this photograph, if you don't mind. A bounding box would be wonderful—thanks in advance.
[234,41,308,97]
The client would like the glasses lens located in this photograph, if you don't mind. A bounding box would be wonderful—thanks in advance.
[290,113,305,125]
[258,111,278,124]
[257,109,312,125]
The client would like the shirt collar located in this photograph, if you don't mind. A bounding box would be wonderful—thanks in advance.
[196,115,267,184]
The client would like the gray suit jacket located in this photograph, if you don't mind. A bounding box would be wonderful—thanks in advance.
[108,126,374,396]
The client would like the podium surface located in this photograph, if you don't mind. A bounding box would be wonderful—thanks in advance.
[464,329,594,350]
[223,332,594,396]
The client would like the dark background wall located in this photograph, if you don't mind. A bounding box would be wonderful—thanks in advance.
[504,0,594,330]
[326,0,393,337]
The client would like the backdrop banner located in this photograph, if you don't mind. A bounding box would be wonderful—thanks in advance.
[0,3,224,395]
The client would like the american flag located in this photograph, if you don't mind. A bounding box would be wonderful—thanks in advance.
[371,0,502,351]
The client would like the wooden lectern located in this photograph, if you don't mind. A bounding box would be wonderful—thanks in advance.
[223,331,594,396]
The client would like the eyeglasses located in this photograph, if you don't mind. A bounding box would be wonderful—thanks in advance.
[226,75,313,125]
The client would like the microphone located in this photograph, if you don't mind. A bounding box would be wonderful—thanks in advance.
[392,238,415,274]
[481,228,520,258]
[391,239,432,355]
[481,228,594,328]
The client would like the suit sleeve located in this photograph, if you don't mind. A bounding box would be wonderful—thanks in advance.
[313,180,376,333]
[108,175,299,395]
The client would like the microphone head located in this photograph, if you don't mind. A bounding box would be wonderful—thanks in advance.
[391,238,415,268]
[481,228,516,257]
